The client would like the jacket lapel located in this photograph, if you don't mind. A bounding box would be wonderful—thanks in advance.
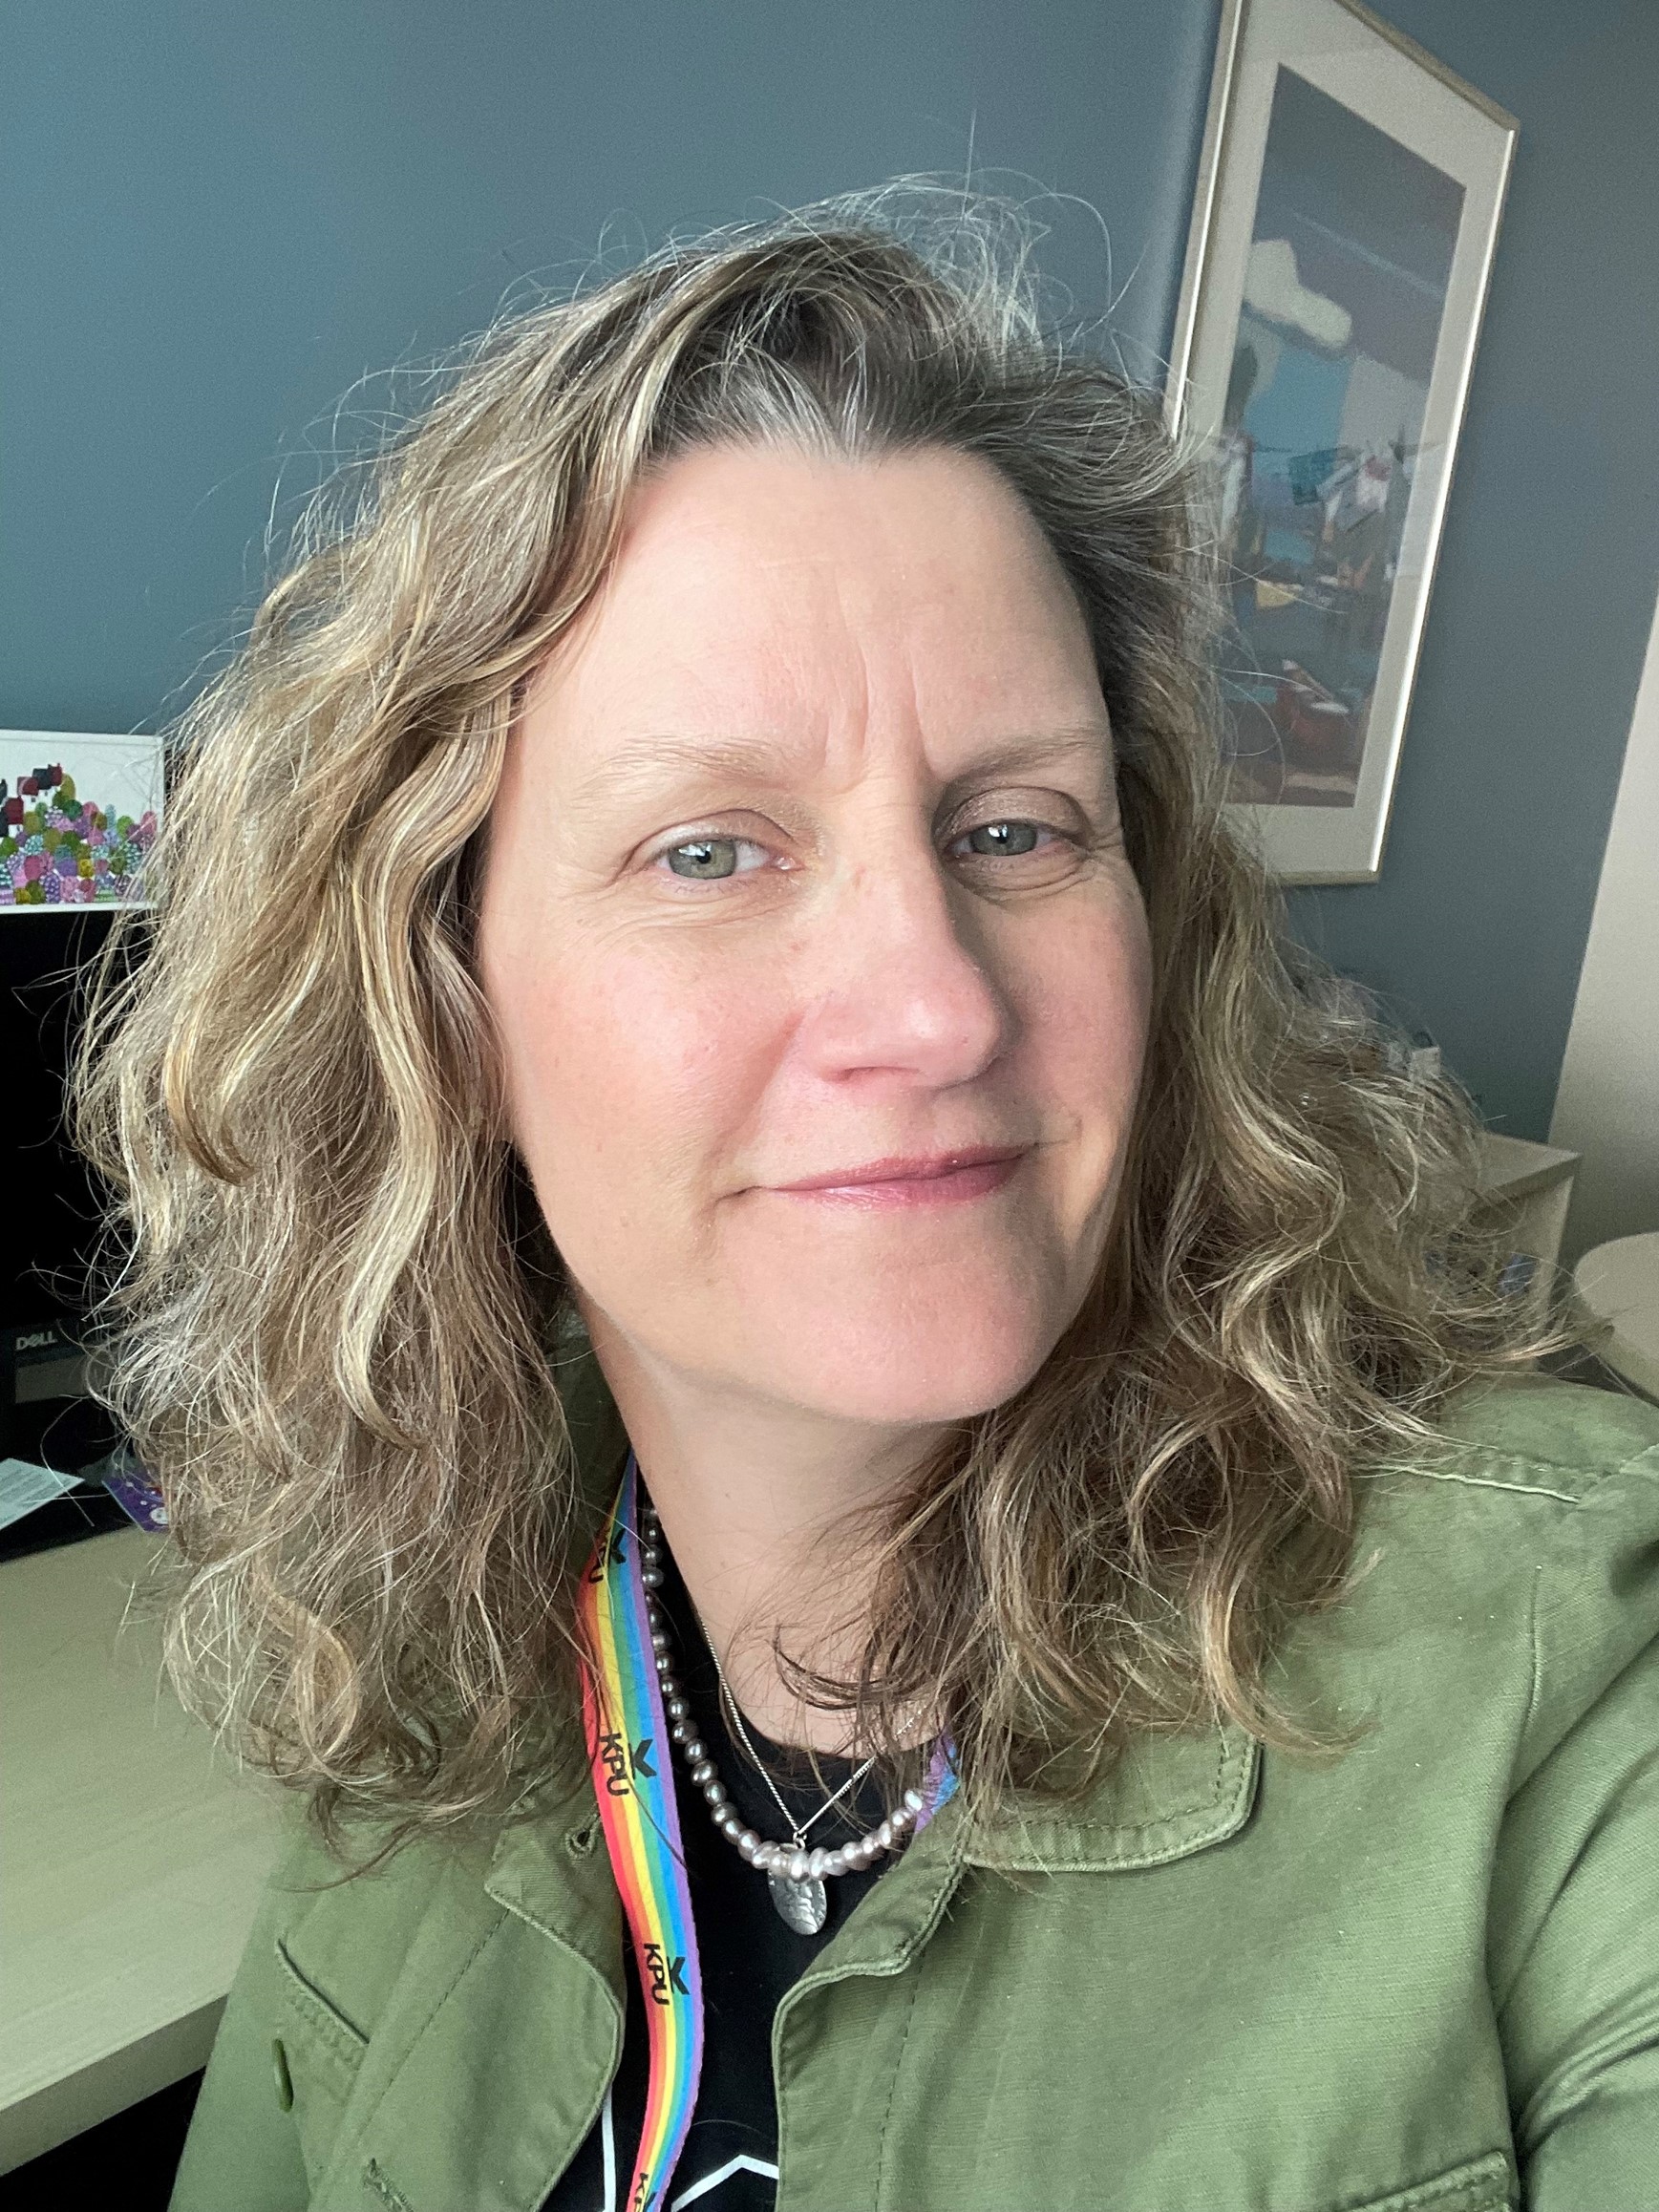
[322,1797,627,2212]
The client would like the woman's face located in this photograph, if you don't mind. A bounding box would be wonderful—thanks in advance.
[477,440,1153,1432]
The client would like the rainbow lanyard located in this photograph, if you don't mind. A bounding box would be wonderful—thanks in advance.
[578,1450,960,2212]
[579,1454,703,2212]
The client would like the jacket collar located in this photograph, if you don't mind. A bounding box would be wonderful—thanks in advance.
[483,1713,1262,2002]
[957,1720,1261,1872]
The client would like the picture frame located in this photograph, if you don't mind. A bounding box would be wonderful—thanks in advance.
[1167,0,1517,883]
[0,731,162,912]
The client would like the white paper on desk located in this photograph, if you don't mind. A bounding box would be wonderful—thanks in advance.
[0,1457,81,1530]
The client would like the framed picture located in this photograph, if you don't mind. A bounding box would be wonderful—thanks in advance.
[1167,0,1516,883]
[0,731,162,911]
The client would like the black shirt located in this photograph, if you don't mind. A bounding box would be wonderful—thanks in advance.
[542,1536,893,2211]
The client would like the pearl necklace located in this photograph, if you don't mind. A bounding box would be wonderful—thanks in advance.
[637,1495,927,1934]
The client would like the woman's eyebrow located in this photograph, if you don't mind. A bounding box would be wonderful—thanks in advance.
[568,725,1114,811]
[937,728,1114,799]
[573,733,798,806]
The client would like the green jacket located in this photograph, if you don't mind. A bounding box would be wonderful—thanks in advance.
[171,1371,1659,2212]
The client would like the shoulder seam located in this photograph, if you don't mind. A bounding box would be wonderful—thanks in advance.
[1372,1428,1659,1503]
[1393,1464,1580,1505]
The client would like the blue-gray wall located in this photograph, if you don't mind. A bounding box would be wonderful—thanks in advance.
[0,0,1217,725]
[4,0,1654,1141]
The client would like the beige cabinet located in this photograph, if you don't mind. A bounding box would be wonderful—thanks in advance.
[1473,1132,1581,1334]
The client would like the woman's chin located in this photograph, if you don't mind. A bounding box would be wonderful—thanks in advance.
[759,1311,1056,1429]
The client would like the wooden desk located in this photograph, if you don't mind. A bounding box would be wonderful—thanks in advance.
[0,1527,287,2172]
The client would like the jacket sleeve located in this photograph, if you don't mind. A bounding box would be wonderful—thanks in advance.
[168,1811,325,2212]
[1488,1429,1659,2208]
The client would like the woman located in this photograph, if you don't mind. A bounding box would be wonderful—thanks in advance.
[74,191,1658,2212]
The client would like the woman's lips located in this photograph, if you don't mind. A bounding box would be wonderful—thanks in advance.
[767,1147,1029,1208]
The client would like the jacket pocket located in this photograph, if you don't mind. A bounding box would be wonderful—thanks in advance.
[274,1934,372,2188]
[1336,2149,1517,2212]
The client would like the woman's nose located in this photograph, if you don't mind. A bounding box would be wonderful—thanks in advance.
[791,842,1014,1089]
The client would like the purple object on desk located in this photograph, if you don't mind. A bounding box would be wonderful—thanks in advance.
[96,1451,169,1532]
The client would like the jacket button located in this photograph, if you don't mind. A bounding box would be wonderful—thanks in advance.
[271,2036,294,2112]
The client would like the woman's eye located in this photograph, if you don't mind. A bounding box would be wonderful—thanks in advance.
[659,836,768,882]
[951,819,1052,860]
[655,819,1069,884]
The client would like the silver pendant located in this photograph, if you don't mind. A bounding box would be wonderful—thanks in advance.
[768,1870,828,1934]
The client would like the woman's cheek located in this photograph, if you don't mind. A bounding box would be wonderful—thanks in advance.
[546,941,780,1190]
[1010,891,1151,1090]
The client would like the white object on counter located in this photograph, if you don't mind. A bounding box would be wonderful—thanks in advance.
[1573,1231,1659,1401]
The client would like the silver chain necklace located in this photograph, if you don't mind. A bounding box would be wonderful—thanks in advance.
[715,1672,877,1844]
[638,1494,926,1934]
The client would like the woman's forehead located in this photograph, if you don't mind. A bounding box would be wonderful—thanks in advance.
[518,441,1109,785]
[603,439,1073,611]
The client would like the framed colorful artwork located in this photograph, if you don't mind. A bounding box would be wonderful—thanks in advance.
[0,731,162,911]
[1167,0,1516,883]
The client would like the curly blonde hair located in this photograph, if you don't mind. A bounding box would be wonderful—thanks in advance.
[71,185,1572,1856]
